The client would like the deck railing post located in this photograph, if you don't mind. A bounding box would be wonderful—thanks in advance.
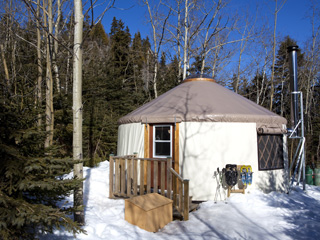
[127,157,132,197]
[133,153,138,196]
[172,174,177,208]
[147,160,151,193]
[183,179,189,221]
[161,161,165,196]
[140,159,144,195]
[115,157,120,194]
[167,157,172,199]
[154,160,158,194]
[120,157,125,196]
[109,154,114,198]
[133,158,138,196]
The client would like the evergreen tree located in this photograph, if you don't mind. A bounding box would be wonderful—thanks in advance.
[0,97,83,239]
[157,53,180,96]
[89,21,109,46]
[82,19,114,166]
[188,55,210,76]
[130,32,149,105]
[273,36,304,117]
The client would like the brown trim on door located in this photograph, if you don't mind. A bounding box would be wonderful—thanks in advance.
[174,123,179,174]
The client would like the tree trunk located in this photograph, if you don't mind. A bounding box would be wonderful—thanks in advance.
[44,0,54,148]
[73,0,84,225]
[269,8,277,111]
[36,0,42,128]
[270,0,287,111]
[183,0,189,80]
[53,0,61,93]
[0,44,9,86]
[145,0,159,98]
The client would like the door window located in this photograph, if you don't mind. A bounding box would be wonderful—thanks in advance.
[153,125,172,157]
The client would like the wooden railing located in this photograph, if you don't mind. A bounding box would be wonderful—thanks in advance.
[109,154,190,220]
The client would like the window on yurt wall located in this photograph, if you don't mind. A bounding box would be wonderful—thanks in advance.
[257,134,284,170]
[153,125,172,157]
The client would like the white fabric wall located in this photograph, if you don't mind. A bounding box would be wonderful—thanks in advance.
[117,123,144,158]
[179,122,288,201]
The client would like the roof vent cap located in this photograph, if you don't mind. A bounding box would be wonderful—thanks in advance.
[183,74,215,83]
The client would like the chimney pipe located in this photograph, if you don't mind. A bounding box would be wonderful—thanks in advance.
[287,45,299,134]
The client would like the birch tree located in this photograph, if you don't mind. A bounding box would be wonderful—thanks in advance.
[44,0,54,148]
[304,1,320,132]
[143,0,171,98]
[73,0,84,225]
[53,0,62,93]
[269,0,286,111]
[234,13,255,93]
[162,0,183,80]
[36,0,42,127]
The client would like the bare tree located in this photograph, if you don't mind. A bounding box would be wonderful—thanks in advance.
[198,0,231,76]
[304,0,320,132]
[36,0,42,127]
[73,0,84,225]
[0,44,9,86]
[269,0,287,111]
[143,0,171,98]
[234,12,256,93]
[182,0,193,79]
[53,0,62,93]
[44,0,54,148]
[162,0,183,80]
[251,33,272,106]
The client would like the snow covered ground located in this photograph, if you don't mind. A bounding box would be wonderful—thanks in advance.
[41,161,320,240]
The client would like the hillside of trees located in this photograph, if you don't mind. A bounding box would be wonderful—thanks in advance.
[0,0,319,238]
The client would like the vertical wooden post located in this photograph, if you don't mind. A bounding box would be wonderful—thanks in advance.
[140,159,144,195]
[154,160,158,194]
[109,154,114,198]
[133,153,138,195]
[144,124,149,185]
[173,174,177,208]
[115,158,120,194]
[161,161,165,196]
[127,157,132,197]
[174,123,179,174]
[133,158,138,196]
[167,158,172,199]
[147,160,151,193]
[179,180,182,211]
[120,158,125,196]
[183,179,189,221]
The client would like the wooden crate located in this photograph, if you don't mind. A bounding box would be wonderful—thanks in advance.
[125,193,173,232]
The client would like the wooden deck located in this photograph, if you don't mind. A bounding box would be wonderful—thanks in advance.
[109,154,192,221]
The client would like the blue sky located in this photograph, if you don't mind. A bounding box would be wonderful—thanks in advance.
[97,0,313,46]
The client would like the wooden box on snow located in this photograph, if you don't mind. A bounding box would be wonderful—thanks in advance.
[125,193,173,232]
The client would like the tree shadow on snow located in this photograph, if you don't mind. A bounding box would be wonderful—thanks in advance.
[39,233,75,240]
[263,186,320,239]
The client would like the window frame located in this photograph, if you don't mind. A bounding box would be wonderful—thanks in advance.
[153,125,173,158]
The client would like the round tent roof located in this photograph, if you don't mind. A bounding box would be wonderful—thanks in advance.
[119,76,287,134]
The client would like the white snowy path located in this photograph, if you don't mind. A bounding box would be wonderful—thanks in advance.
[41,161,320,240]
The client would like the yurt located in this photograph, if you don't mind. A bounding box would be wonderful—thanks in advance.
[117,75,289,201]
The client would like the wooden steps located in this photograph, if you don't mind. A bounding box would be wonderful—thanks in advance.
[173,196,199,220]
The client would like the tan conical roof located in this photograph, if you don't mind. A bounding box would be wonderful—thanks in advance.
[119,77,287,133]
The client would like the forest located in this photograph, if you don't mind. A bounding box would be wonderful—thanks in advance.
[0,0,319,239]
